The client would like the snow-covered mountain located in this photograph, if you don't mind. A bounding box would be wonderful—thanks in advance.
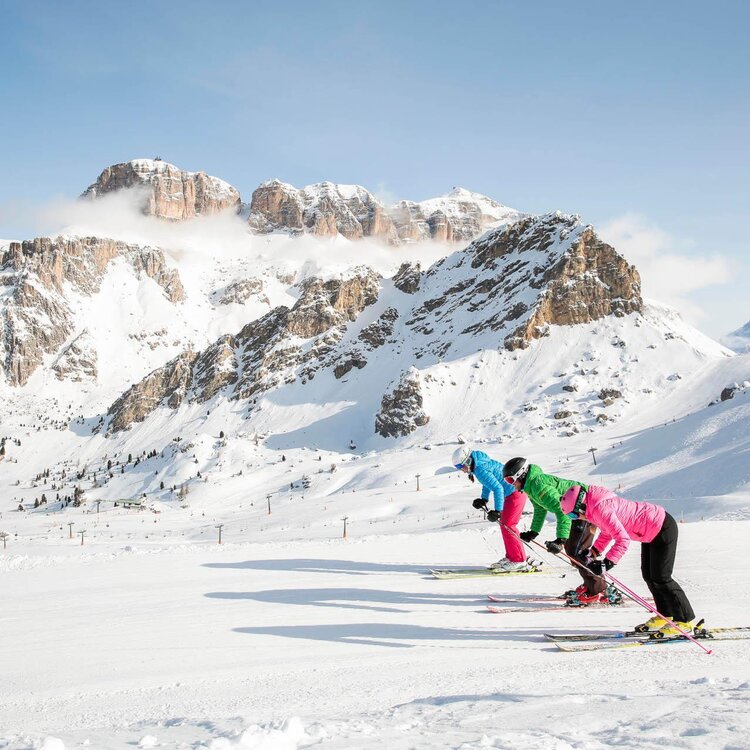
[246,180,521,245]
[390,187,522,243]
[722,319,750,353]
[83,159,242,220]
[1,158,748,526]
[247,179,400,243]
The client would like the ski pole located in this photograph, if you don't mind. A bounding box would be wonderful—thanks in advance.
[605,570,713,655]
[521,535,639,605]
[526,534,712,655]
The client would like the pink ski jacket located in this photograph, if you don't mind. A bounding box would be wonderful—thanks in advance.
[581,485,666,563]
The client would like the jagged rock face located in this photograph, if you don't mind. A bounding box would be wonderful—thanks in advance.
[83,159,241,220]
[290,270,381,338]
[375,368,429,437]
[248,180,399,243]
[214,278,269,306]
[407,213,642,359]
[52,330,97,382]
[249,183,517,246]
[334,307,400,379]
[103,213,642,438]
[108,351,198,433]
[393,262,422,294]
[0,236,185,386]
[490,221,643,350]
[107,268,382,430]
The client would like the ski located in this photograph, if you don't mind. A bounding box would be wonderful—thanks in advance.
[554,631,750,652]
[546,625,750,643]
[488,594,566,603]
[430,567,544,579]
[487,604,565,614]
[489,593,654,605]
[487,601,640,614]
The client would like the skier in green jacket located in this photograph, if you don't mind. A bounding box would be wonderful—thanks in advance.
[502,457,614,606]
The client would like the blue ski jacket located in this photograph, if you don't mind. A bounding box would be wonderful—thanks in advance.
[471,451,515,511]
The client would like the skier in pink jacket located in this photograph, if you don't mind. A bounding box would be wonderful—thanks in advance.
[560,484,695,636]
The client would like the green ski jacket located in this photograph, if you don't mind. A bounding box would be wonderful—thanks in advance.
[523,464,588,539]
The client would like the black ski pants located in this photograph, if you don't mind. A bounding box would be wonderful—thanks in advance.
[565,519,606,595]
[641,513,695,623]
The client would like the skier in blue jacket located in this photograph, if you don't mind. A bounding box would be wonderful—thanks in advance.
[452,447,530,571]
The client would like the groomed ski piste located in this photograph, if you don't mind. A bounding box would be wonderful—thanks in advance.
[3,383,750,750]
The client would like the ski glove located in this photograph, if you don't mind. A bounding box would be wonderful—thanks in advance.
[486,510,500,523]
[519,530,538,542]
[545,538,566,554]
[588,558,615,575]
[472,498,487,510]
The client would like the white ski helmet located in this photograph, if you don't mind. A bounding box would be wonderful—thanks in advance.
[452,446,472,469]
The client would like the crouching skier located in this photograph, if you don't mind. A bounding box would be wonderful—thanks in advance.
[452,446,529,572]
[560,485,696,636]
[502,457,620,606]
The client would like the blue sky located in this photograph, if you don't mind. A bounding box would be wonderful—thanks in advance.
[1,0,748,336]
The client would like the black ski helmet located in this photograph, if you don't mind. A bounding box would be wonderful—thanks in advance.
[503,457,528,484]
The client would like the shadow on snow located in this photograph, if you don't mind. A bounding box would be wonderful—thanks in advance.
[202,557,446,576]
[205,587,482,613]
[232,622,545,649]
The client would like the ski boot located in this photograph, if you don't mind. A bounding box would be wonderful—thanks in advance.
[634,615,668,633]
[653,619,695,638]
[560,583,587,600]
[605,584,623,605]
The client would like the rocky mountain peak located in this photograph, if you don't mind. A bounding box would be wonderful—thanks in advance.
[1,236,185,386]
[391,188,521,244]
[407,212,642,359]
[83,159,241,220]
[248,180,398,243]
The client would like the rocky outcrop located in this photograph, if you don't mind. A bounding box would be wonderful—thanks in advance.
[406,212,642,359]
[598,388,623,406]
[358,307,399,349]
[392,262,422,294]
[108,351,198,433]
[496,219,642,350]
[248,183,519,246]
[375,368,429,438]
[214,278,269,306]
[1,236,184,386]
[248,180,398,243]
[391,188,521,244]
[52,330,97,382]
[289,269,381,338]
[332,307,400,380]
[83,159,241,220]
[106,268,382,431]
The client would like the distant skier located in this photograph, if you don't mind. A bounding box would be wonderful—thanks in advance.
[502,457,613,605]
[452,447,529,571]
[560,484,696,636]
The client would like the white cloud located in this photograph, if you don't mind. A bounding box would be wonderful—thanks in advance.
[0,188,453,281]
[599,213,731,320]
